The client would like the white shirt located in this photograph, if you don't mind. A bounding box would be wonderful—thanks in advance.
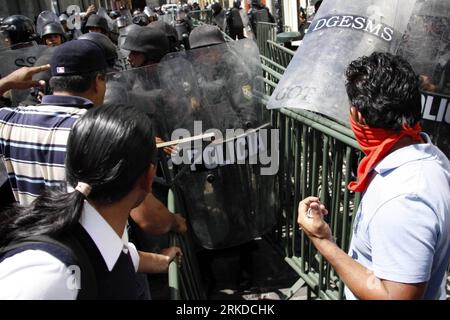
[345,134,450,300]
[0,201,140,300]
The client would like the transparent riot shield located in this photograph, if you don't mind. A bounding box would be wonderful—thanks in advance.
[396,0,450,94]
[97,7,116,32]
[158,39,275,249]
[0,44,48,106]
[120,8,133,26]
[160,38,264,133]
[395,0,450,156]
[159,12,176,25]
[267,0,417,124]
[105,63,167,136]
[116,25,140,72]
[420,91,450,157]
[36,10,60,37]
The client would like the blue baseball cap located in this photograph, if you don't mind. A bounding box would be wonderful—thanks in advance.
[51,39,108,76]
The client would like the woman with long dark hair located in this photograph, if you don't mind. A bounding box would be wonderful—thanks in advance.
[0,104,181,299]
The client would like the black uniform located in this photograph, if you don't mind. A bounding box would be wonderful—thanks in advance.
[248,1,275,38]
[226,6,245,40]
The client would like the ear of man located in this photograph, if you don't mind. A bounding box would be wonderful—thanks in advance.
[350,106,368,127]
[93,72,106,93]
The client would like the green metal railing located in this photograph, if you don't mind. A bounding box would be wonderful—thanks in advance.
[259,35,363,300]
[256,22,291,58]
[167,189,207,300]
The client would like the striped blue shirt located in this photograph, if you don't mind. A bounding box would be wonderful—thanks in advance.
[0,96,92,205]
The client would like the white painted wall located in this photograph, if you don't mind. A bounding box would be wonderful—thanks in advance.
[283,0,298,31]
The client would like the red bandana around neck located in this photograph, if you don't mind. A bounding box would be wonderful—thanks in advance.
[347,116,423,193]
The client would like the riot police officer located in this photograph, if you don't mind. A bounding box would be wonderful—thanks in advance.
[40,22,66,47]
[149,20,182,52]
[189,25,258,130]
[122,26,169,68]
[0,15,37,48]
[174,8,194,50]
[226,0,245,40]
[248,0,274,38]
[211,2,226,32]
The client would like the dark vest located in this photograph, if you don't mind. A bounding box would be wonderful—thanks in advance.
[0,223,147,300]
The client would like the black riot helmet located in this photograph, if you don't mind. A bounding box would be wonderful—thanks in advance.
[117,23,140,49]
[189,25,225,49]
[41,22,66,40]
[132,13,150,26]
[78,32,118,68]
[86,14,110,34]
[0,15,37,45]
[122,26,169,63]
[211,3,222,16]
[149,20,180,52]
[233,1,241,9]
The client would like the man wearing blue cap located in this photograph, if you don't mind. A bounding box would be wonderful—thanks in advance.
[0,39,108,205]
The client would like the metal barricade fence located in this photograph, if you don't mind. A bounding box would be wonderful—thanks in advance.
[259,37,363,300]
[256,22,291,58]
[167,189,207,300]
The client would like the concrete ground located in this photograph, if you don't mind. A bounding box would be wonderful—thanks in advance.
[197,237,307,300]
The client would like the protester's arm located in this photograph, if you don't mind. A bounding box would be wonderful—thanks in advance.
[130,193,187,235]
[155,136,177,156]
[137,247,182,273]
[297,197,427,300]
[81,4,96,33]
[0,65,50,96]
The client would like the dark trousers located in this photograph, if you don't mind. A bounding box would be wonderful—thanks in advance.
[229,28,245,40]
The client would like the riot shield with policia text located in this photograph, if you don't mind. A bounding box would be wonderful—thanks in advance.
[157,39,276,249]
[395,0,450,156]
[396,0,449,96]
[267,0,417,123]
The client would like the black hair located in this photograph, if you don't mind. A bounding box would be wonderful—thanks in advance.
[314,0,322,13]
[345,52,422,131]
[0,104,156,246]
[49,70,106,94]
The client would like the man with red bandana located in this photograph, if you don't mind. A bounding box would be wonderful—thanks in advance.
[298,52,450,300]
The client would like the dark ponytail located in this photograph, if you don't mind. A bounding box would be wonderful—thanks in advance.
[0,189,85,246]
[0,104,156,247]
